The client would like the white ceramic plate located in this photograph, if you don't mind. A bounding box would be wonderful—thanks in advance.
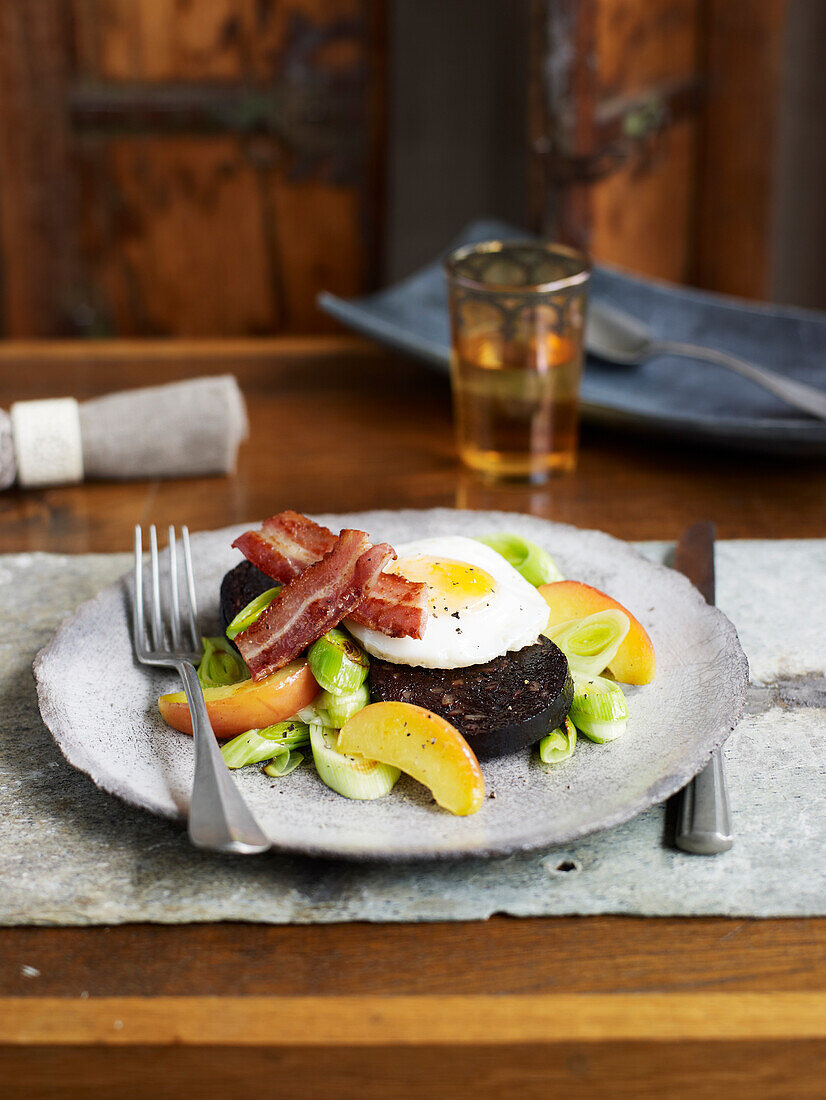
[34,509,749,860]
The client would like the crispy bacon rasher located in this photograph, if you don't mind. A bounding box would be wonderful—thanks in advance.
[232,510,336,582]
[353,572,428,639]
[232,512,428,640]
[235,530,395,681]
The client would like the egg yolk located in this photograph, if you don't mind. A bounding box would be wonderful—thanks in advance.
[388,556,496,616]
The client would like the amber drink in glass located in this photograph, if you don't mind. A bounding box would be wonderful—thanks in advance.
[445,241,590,481]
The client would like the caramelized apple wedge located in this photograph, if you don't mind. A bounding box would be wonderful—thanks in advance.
[158,659,319,738]
[538,580,656,685]
[337,701,486,816]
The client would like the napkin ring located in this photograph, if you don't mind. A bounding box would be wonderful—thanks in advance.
[10,398,85,488]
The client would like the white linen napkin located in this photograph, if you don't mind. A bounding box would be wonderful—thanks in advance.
[1,375,248,489]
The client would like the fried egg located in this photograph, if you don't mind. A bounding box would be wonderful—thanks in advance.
[345,535,549,668]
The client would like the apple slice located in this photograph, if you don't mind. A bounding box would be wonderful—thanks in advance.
[538,580,656,685]
[158,659,319,738]
[337,701,485,816]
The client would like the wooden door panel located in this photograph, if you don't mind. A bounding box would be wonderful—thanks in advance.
[79,138,280,335]
[269,177,367,332]
[695,0,788,300]
[591,0,699,282]
[77,0,369,80]
[0,0,382,336]
[532,0,787,300]
[0,0,80,336]
[591,122,696,282]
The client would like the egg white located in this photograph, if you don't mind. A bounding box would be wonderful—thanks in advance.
[345,535,549,668]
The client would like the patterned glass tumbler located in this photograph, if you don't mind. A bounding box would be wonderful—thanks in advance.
[444,240,591,481]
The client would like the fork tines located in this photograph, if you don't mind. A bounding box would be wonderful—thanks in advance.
[133,524,201,661]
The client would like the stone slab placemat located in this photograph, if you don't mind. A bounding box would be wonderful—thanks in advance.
[1,541,824,925]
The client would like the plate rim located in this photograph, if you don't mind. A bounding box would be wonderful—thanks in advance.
[34,508,750,861]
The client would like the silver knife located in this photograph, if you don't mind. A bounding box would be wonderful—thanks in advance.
[673,521,734,854]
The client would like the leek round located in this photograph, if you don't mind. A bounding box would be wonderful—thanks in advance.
[220,721,309,769]
[308,628,369,695]
[309,721,399,800]
[570,676,628,743]
[475,532,564,586]
[538,716,577,764]
[256,720,310,743]
[263,750,304,778]
[319,684,370,727]
[197,635,250,687]
[295,702,336,728]
[225,586,281,641]
[545,609,630,679]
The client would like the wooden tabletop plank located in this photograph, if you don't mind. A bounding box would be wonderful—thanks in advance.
[4,992,826,1045]
[2,918,825,998]
[3,1041,824,1100]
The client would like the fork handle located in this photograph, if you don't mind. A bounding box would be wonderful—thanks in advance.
[675,749,733,855]
[178,662,270,854]
[649,340,826,421]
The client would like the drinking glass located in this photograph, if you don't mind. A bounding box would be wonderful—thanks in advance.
[444,240,590,481]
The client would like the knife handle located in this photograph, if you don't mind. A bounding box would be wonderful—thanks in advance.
[675,749,733,854]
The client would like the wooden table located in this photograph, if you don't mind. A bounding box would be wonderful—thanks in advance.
[2,338,825,1099]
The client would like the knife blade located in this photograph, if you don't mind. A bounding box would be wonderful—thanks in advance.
[672,521,734,854]
[674,520,716,603]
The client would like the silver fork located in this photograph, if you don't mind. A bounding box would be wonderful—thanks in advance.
[133,524,270,855]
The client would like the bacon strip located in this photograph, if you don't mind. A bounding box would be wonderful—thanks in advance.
[232,512,428,639]
[351,573,428,639]
[231,510,337,582]
[235,530,395,680]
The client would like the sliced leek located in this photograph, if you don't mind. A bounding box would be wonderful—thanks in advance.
[309,721,399,800]
[308,628,369,695]
[197,635,250,688]
[319,684,370,727]
[545,609,630,679]
[295,702,336,728]
[225,586,281,640]
[538,716,577,764]
[570,676,628,743]
[475,533,564,586]
[221,730,283,769]
[220,721,309,769]
[263,750,304,778]
[256,720,310,743]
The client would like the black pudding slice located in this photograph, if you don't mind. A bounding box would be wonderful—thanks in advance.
[221,560,274,633]
[368,637,573,760]
[221,561,574,759]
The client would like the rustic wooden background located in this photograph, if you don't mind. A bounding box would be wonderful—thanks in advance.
[0,0,817,338]
[530,0,793,301]
[0,0,384,337]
